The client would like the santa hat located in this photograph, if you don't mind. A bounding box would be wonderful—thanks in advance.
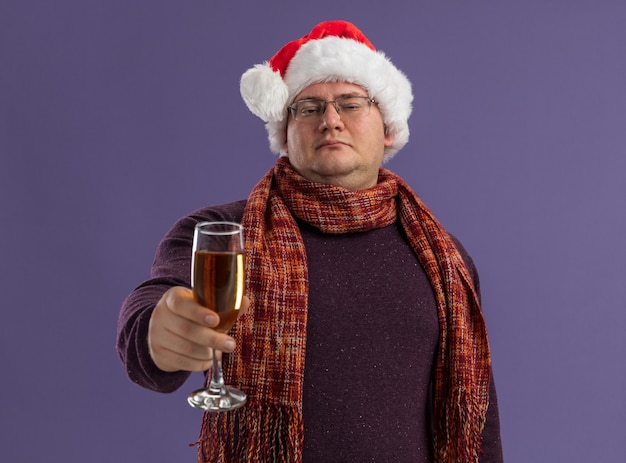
[240,20,413,161]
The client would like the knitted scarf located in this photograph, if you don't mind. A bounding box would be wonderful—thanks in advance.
[197,157,491,463]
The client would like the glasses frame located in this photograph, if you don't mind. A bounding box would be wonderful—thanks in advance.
[287,96,377,122]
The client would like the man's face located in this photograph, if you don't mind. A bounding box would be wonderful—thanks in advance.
[285,82,394,191]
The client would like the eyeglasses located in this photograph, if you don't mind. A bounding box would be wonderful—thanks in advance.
[288,96,376,122]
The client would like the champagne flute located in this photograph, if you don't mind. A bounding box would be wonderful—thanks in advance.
[187,221,247,412]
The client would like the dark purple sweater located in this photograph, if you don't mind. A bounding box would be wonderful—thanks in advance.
[117,200,503,462]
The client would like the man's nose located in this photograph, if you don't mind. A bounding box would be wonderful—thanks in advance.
[319,102,343,130]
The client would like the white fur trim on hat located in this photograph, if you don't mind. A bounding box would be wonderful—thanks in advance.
[240,64,289,123]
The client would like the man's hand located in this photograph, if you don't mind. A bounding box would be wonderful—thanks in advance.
[147,286,250,372]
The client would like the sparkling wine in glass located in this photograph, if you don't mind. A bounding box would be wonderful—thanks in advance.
[187,221,247,412]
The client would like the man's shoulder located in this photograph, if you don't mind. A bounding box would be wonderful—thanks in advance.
[166,200,248,237]
[189,199,247,222]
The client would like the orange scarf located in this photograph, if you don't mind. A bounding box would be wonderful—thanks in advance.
[197,157,491,463]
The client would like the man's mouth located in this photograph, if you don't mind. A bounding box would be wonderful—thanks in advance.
[316,139,347,149]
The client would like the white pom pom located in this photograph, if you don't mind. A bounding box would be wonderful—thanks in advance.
[240,63,289,122]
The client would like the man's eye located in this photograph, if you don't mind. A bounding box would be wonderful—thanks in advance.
[299,104,321,116]
[340,99,364,111]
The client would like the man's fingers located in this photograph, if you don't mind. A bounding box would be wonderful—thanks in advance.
[148,287,248,372]
[149,340,212,372]
[164,286,219,326]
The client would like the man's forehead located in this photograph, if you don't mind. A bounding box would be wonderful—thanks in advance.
[294,81,368,100]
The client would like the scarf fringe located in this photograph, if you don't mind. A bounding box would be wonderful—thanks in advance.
[433,387,488,463]
[196,403,304,463]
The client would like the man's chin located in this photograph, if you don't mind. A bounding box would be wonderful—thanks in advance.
[312,156,356,177]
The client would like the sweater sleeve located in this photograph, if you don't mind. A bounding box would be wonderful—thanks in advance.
[480,374,504,462]
[450,235,504,462]
[469,259,504,462]
[116,201,246,392]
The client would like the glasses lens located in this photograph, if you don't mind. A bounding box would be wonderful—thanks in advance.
[293,100,324,119]
[291,97,372,121]
[337,97,370,114]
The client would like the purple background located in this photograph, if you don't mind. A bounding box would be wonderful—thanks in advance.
[2,1,625,461]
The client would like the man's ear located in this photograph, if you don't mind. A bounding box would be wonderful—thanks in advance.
[383,125,394,148]
[283,131,288,154]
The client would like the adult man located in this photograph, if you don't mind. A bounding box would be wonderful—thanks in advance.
[117,20,503,463]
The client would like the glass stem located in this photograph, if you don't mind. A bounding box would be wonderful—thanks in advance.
[209,348,226,393]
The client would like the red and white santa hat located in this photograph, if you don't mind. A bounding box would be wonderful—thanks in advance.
[240,20,413,161]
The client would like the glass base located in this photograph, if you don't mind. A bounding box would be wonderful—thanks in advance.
[187,385,247,412]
